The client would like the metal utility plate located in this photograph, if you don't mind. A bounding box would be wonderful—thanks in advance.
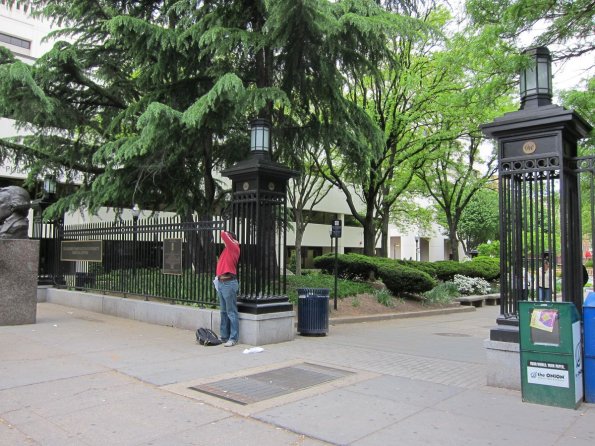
[189,363,353,405]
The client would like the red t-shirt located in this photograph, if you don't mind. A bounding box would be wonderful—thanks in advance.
[216,231,240,276]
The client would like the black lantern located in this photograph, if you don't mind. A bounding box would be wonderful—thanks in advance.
[250,118,271,155]
[131,203,141,220]
[519,46,552,109]
[43,176,57,195]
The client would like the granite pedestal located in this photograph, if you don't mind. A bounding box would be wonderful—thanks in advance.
[0,239,39,325]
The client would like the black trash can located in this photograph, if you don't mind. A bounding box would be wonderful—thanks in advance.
[297,288,330,336]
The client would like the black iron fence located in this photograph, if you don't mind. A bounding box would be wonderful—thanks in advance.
[36,216,226,307]
[499,154,595,317]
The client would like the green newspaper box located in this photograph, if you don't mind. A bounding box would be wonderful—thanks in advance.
[519,301,583,409]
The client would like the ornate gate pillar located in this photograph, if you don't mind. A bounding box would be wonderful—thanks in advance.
[481,47,592,343]
[222,119,298,315]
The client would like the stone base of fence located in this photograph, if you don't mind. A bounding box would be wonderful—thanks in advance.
[38,288,295,346]
[1,239,39,326]
[484,339,520,391]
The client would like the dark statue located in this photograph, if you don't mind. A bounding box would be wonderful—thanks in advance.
[0,186,31,239]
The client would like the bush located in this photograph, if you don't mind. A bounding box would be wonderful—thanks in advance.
[395,259,438,277]
[377,264,436,295]
[432,257,499,281]
[432,261,462,281]
[477,241,500,257]
[453,274,491,295]
[424,281,460,304]
[463,256,500,281]
[314,253,439,295]
[313,253,376,280]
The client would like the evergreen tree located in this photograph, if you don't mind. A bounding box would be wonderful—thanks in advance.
[0,0,386,219]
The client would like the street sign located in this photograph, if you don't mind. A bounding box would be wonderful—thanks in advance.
[331,219,342,238]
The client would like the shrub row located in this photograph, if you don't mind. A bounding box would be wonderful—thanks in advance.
[432,257,499,281]
[313,253,436,295]
[313,253,499,295]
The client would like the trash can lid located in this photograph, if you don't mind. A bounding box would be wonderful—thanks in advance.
[585,291,595,308]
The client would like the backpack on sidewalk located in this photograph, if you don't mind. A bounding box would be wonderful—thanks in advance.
[195,327,222,346]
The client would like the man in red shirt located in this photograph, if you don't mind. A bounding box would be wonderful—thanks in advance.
[215,230,240,346]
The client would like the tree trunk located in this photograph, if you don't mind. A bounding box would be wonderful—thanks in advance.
[294,232,303,276]
[449,226,459,261]
[379,204,390,258]
[363,220,376,256]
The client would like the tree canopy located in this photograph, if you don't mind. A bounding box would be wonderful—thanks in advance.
[466,0,595,61]
[0,0,388,219]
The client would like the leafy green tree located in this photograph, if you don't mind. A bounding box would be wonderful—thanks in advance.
[560,77,595,243]
[314,1,453,256]
[466,0,595,60]
[414,25,517,259]
[458,187,500,253]
[418,137,497,261]
[286,146,332,276]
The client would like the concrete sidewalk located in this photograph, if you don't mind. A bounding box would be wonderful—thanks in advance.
[1,303,593,445]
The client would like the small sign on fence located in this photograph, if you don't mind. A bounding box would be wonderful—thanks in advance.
[163,238,183,275]
[61,240,103,262]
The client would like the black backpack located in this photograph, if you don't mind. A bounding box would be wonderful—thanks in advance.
[195,327,222,346]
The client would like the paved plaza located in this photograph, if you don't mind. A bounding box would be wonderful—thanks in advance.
[1,303,594,445]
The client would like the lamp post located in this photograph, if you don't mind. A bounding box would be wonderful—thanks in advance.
[481,46,592,339]
[131,204,140,275]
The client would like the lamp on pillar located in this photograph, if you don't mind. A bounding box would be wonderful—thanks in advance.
[222,118,299,314]
[43,176,57,196]
[250,118,271,156]
[519,46,552,109]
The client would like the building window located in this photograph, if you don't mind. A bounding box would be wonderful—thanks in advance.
[344,215,362,228]
[0,32,31,50]
[303,210,338,226]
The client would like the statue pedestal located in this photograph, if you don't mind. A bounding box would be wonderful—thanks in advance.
[0,239,39,325]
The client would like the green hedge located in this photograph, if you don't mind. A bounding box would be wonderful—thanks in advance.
[433,257,499,281]
[312,253,497,295]
[378,265,436,295]
[313,253,436,295]
[464,256,500,281]
[313,253,376,280]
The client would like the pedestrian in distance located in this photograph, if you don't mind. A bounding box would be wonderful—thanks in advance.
[537,259,552,302]
[214,230,240,347]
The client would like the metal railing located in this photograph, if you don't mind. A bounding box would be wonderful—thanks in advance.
[39,216,226,307]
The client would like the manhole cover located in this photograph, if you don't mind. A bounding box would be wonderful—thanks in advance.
[434,332,471,337]
[189,363,353,405]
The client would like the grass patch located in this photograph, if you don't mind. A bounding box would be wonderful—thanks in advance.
[423,281,460,305]
[286,272,377,304]
[374,288,393,307]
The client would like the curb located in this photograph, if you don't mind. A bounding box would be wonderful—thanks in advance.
[329,305,476,325]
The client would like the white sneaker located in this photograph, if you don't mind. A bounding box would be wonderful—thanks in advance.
[223,339,237,347]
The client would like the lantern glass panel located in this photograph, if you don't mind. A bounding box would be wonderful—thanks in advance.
[43,177,56,194]
[537,59,550,93]
[251,128,257,150]
[525,65,536,93]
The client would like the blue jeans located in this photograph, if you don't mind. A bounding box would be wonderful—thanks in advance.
[538,287,552,302]
[217,279,239,342]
